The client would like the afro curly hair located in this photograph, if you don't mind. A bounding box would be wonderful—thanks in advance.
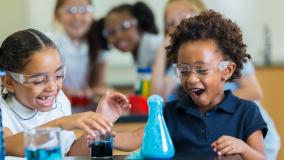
[166,10,251,82]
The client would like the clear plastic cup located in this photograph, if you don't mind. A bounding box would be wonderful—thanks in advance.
[24,127,62,160]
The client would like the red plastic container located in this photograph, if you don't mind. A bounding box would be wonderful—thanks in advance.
[68,96,91,106]
[128,95,148,115]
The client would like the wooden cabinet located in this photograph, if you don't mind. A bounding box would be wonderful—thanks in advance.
[256,66,284,160]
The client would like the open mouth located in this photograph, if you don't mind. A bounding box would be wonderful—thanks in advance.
[36,95,55,107]
[191,88,205,96]
[71,21,84,29]
[116,41,129,51]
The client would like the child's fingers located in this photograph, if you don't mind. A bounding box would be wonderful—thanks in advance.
[111,92,128,102]
[225,147,238,155]
[77,121,94,136]
[123,104,131,110]
[111,131,117,138]
[128,104,132,109]
[88,117,113,133]
[90,113,113,127]
[212,135,227,147]
[83,118,108,134]
[217,145,233,156]
[215,140,231,151]
[85,135,93,144]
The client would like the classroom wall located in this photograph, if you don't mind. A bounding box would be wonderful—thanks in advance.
[0,1,27,43]
[1,0,284,64]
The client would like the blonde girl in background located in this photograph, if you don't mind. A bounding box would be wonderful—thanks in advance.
[152,0,207,100]
[50,0,109,100]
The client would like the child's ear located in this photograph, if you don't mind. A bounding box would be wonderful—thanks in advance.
[2,76,16,94]
[221,62,236,81]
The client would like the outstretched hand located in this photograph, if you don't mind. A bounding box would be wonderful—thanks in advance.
[211,135,246,156]
[55,111,112,136]
[96,91,131,123]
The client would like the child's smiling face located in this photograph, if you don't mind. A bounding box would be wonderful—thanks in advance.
[56,0,93,41]
[11,48,64,112]
[177,39,232,110]
[104,11,141,53]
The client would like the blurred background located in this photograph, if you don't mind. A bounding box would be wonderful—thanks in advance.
[1,0,283,159]
[1,1,284,86]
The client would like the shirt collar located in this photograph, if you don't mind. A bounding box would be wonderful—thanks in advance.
[176,90,238,115]
[217,90,239,113]
[6,96,38,120]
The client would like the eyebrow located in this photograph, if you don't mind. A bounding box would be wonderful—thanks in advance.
[179,61,208,66]
[26,65,64,77]
[193,61,207,65]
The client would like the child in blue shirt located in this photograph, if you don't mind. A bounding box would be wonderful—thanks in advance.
[114,10,267,159]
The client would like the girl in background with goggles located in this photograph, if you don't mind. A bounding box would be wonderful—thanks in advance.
[103,1,162,68]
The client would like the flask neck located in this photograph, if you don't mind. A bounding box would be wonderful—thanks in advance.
[148,105,163,120]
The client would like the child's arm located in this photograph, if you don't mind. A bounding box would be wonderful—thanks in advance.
[67,133,90,156]
[114,127,144,151]
[3,111,112,156]
[211,130,266,160]
[233,74,263,101]
[67,91,132,156]
[4,128,25,156]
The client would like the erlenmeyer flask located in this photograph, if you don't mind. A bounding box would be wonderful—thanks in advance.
[141,95,175,159]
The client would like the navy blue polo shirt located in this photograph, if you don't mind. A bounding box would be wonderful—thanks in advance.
[163,90,267,155]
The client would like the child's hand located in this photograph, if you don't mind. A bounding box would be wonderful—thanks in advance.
[96,91,131,123]
[211,135,246,156]
[57,111,113,136]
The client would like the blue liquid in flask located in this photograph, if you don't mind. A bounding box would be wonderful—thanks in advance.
[141,95,175,159]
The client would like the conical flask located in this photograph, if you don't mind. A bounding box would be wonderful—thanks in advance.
[141,95,175,159]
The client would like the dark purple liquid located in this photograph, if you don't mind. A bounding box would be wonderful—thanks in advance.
[90,140,112,158]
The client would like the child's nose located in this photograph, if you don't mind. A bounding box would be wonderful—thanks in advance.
[185,72,200,84]
[44,77,58,91]
[73,12,84,19]
[112,29,124,39]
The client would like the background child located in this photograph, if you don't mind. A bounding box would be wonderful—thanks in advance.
[152,0,207,100]
[0,29,130,156]
[51,0,109,99]
[114,10,267,160]
[103,1,162,67]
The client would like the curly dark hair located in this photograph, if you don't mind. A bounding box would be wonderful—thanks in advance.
[166,10,251,81]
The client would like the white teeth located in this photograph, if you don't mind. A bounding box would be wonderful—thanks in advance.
[38,96,53,100]
[192,89,200,92]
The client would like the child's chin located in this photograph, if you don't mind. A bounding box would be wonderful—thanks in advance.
[192,99,208,107]
[37,105,54,112]
[191,95,208,107]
